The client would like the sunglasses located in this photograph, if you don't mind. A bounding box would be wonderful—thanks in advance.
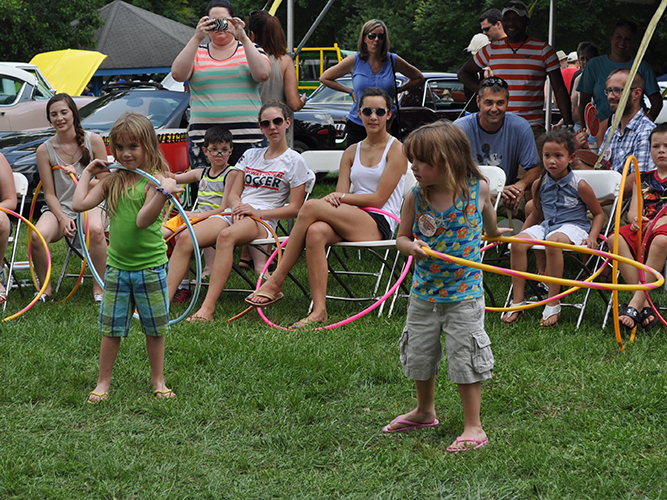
[480,77,509,88]
[366,32,386,41]
[604,87,639,97]
[361,107,388,117]
[481,26,491,33]
[259,117,285,128]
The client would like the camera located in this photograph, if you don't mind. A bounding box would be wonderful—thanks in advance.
[210,17,228,31]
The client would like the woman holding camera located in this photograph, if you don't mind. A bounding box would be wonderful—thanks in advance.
[172,0,271,167]
[320,19,423,145]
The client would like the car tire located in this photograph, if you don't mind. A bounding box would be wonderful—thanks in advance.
[293,140,310,154]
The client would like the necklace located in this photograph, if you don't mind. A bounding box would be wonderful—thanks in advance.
[366,135,389,147]
[506,37,528,55]
[55,136,79,158]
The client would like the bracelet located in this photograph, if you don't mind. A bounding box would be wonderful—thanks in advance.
[348,90,353,96]
[259,209,263,219]
[341,193,346,200]
[155,186,169,197]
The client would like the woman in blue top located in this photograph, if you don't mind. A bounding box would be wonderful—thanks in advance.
[320,19,423,144]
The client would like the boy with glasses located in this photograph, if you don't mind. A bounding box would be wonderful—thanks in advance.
[162,126,239,303]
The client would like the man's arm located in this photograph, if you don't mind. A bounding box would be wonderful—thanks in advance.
[548,69,573,123]
[647,92,663,122]
[457,58,484,94]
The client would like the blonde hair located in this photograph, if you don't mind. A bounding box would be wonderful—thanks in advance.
[103,112,170,218]
[402,120,483,225]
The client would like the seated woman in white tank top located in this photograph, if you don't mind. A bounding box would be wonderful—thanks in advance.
[246,87,407,328]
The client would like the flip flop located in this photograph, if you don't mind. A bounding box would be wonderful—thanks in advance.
[154,389,176,399]
[540,304,561,328]
[501,301,526,324]
[244,291,284,307]
[640,303,660,332]
[239,258,254,271]
[619,303,641,332]
[447,436,490,453]
[87,391,108,404]
[382,417,439,434]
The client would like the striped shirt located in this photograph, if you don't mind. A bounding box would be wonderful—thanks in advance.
[474,36,559,126]
[189,42,270,144]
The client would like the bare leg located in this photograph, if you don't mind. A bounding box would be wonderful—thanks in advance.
[88,335,121,402]
[608,232,644,329]
[504,231,531,323]
[0,212,10,293]
[447,382,487,451]
[86,207,107,296]
[30,212,64,297]
[188,218,264,322]
[166,217,229,301]
[248,200,382,305]
[146,335,174,398]
[385,377,437,431]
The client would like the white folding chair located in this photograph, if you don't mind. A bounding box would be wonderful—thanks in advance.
[3,173,28,309]
[300,150,344,179]
[322,169,416,316]
[504,169,622,329]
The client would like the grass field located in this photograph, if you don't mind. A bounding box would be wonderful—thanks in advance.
[1,177,666,499]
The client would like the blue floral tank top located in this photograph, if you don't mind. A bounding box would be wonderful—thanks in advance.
[411,177,483,303]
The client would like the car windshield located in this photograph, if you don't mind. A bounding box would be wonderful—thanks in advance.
[0,76,24,106]
[80,91,185,130]
[308,80,354,104]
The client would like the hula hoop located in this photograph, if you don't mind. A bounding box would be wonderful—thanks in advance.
[1,206,51,322]
[255,206,413,331]
[77,164,202,326]
[27,166,90,302]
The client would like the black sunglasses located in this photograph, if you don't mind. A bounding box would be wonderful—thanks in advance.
[361,107,388,117]
[481,26,491,33]
[480,77,509,88]
[259,117,285,128]
[367,32,386,41]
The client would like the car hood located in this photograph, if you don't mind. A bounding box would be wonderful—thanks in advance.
[303,102,349,120]
[30,50,107,96]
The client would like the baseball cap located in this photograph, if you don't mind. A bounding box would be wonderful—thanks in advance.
[556,50,567,61]
[502,1,529,17]
[567,51,578,63]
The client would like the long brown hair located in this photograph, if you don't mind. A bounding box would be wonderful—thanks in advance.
[357,19,390,62]
[103,112,169,218]
[402,120,483,225]
[46,93,91,165]
[248,10,287,58]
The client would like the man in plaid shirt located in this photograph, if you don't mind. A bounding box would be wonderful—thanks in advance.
[598,69,656,197]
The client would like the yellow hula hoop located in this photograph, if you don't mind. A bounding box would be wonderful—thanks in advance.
[1,207,51,322]
[27,166,90,301]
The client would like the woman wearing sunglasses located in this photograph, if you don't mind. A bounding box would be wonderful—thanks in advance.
[246,88,407,328]
[320,19,423,145]
[170,101,314,323]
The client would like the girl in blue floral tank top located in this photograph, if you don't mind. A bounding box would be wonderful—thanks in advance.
[383,121,508,453]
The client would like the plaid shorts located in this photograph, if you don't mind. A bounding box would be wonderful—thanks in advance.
[99,264,170,337]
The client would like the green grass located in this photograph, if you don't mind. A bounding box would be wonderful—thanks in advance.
[1,175,666,498]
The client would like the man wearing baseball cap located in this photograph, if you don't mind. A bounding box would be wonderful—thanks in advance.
[458,0,574,142]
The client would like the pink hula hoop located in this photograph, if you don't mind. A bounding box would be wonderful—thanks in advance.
[256,206,413,330]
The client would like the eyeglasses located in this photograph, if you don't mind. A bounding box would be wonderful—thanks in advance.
[207,148,232,157]
[604,87,639,97]
[366,32,386,41]
[480,77,509,88]
[361,107,388,117]
[259,117,285,128]
[481,26,491,33]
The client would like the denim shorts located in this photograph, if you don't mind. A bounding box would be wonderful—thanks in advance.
[400,295,494,384]
[99,264,170,337]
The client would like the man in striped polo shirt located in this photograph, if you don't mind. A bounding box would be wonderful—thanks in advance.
[458,1,574,144]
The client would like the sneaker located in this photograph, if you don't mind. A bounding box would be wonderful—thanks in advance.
[33,292,51,303]
[171,288,192,304]
[94,294,104,305]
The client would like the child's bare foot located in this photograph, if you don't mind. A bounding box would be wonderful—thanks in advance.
[447,427,489,452]
[88,383,110,403]
[382,408,438,433]
[186,307,214,323]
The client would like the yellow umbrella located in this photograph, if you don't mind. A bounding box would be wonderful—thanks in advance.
[29,49,107,96]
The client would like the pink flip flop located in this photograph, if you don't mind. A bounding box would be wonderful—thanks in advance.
[447,436,490,453]
[382,417,439,434]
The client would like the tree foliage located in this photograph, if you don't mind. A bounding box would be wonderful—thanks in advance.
[0,0,104,61]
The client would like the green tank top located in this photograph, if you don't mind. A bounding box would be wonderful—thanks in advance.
[106,176,168,271]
